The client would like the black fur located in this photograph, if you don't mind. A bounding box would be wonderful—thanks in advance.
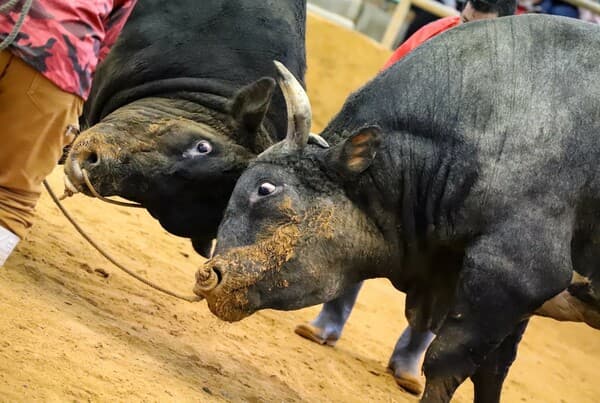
[207,15,600,402]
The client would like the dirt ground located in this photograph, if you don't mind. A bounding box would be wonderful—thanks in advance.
[1,14,599,403]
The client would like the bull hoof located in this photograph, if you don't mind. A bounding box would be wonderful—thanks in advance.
[390,369,424,396]
[294,322,339,346]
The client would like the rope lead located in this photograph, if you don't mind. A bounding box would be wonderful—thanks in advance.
[0,0,34,51]
[44,179,202,303]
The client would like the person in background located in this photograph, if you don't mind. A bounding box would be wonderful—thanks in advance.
[400,0,459,48]
[384,0,517,69]
[539,0,579,19]
[0,0,137,267]
[579,8,600,24]
[296,0,517,395]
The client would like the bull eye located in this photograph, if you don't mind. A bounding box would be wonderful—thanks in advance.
[196,140,212,155]
[258,181,277,196]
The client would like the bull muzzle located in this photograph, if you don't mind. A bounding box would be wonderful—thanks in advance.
[193,261,223,296]
[64,129,119,197]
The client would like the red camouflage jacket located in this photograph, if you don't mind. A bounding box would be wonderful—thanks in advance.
[0,0,136,99]
[382,16,461,70]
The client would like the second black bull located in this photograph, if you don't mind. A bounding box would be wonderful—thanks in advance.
[196,15,600,403]
[64,0,307,255]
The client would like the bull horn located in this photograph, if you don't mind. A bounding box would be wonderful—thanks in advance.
[308,133,330,148]
[274,60,312,150]
[209,238,217,259]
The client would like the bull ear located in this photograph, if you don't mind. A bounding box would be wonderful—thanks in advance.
[327,126,381,177]
[231,77,276,132]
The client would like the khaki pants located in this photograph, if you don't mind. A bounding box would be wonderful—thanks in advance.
[0,50,83,239]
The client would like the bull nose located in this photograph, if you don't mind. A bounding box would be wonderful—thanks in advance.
[194,262,223,296]
[69,131,114,171]
[64,137,108,192]
[77,149,101,167]
[71,142,103,172]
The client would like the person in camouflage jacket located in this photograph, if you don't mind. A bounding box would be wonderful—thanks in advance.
[0,0,136,266]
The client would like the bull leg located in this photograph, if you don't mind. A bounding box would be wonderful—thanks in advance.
[294,282,363,346]
[388,327,435,395]
[421,217,572,403]
[470,320,528,403]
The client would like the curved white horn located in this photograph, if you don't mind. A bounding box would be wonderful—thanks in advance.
[308,133,330,148]
[274,60,312,149]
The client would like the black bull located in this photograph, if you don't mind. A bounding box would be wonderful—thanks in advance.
[196,15,600,403]
[64,0,307,254]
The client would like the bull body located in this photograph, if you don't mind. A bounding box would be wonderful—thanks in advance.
[197,15,600,402]
[65,0,306,254]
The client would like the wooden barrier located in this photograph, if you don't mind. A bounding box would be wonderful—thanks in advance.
[381,0,459,49]
[381,0,414,48]
[412,0,460,17]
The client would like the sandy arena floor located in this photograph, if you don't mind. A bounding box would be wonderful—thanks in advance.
[1,14,598,403]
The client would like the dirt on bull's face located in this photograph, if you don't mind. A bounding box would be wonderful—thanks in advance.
[64,97,264,252]
[196,202,337,322]
[66,98,242,196]
[63,76,284,256]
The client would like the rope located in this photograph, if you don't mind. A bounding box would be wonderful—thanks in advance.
[1,0,199,303]
[0,0,33,51]
[81,169,144,208]
[0,0,19,13]
[43,179,202,303]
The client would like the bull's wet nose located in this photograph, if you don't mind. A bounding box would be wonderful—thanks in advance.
[68,131,118,173]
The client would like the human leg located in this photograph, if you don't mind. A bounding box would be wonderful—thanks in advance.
[388,326,435,395]
[0,51,82,264]
[294,282,363,346]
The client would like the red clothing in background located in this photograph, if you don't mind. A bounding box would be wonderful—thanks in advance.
[382,15,461,70]
[0,0,136,99]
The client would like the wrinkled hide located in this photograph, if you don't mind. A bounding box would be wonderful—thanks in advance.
[65,0,307,253]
